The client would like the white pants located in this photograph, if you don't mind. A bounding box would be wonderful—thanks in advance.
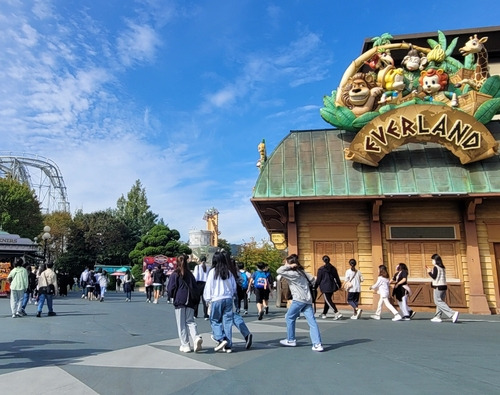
[10,289,24,314]
[174,306,199,347]
[375,296,399,317]
[397,295,410,317]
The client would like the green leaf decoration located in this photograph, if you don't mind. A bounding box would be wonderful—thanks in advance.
[323,94,336,108]
[444,57,464,74]
[474,98,500,124]
[320,108,341,128]
[335,106,357,125]
[427,38,438,49]
[379,104,396,114]
[445,37,458,57]
[428,100,448,106]
[396,99,418,108]
[464,54,474,69]
[352,111,380,128]
[438,31,447,51]
[479,76,500,98]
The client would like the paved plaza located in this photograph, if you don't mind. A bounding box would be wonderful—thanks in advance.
[1,290,500,394]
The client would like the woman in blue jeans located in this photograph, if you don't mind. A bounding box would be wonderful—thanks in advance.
[203,252,237,353]
[277,254,323,352]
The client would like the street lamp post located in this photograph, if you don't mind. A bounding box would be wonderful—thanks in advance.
[42,225,51,263]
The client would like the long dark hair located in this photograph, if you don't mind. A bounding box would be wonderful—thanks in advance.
[378,265,389,279]
[176,254,189,277]
[200,255,207,272]
[431,253,445,268]
[222,250,238,279]
[212,251,231,280]
[286,254,304,271]
[322,255,337,275]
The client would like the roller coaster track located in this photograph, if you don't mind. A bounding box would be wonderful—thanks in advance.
[0,152,70,214]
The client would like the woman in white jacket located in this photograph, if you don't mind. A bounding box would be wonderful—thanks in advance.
[203,252,236,353]
[370,265,402,321]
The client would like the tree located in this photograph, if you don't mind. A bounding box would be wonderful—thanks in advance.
[129,224,192,266]
[58,210,135,276]
[116,180,158,237]
[42,211,72,264]
[217,238,231,254]
[0,176,43,239]
[236,239,284,277]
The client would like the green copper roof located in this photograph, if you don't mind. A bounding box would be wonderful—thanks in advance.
[253,121,500,199]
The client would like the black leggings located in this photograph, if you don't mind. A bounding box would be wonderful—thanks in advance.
[322,292,338,314]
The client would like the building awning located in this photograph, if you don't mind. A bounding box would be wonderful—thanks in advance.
[253,121,500,200]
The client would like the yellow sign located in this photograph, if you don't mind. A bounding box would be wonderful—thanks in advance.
[344,105,499,166]
[271,233,287,250]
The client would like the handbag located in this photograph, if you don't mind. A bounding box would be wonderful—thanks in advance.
[343,270,358,291]
[300,271,317,302]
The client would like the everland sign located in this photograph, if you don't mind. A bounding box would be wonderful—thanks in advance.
[344,105,498,166]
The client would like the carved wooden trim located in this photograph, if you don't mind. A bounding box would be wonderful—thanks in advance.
[372,199,382,222]
[466,198,483,221]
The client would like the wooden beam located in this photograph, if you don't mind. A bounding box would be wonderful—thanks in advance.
[464,198,491,314]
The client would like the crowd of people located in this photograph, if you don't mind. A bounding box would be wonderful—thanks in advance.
[7,252,460,353]
[7,257,60,317]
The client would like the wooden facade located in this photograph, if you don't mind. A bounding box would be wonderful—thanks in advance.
[252,27,500,315]
[252,124,500,315]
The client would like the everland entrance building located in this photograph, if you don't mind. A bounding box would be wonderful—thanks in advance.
[252,26,500,314]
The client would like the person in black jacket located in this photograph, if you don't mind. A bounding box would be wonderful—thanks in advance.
[167,254,203,353]
[315,255,343,320]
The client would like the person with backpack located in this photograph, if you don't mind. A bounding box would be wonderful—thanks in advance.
[249,262,271,320]
[167,254,203,353]
[315,255,343,320]
[236,262,251,315]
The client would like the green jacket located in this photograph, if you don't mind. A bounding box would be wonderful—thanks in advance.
[8,266,28,291]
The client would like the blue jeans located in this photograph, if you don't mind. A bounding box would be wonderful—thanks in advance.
[233,311,250,338]
[21,291,30,310]
[285,301,322,345]
[38,293,54,313]
[210,298,234,347]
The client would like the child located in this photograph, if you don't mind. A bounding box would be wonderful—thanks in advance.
[370,265,402,321]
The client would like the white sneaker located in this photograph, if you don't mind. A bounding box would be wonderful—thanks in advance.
[350,314,358,320]
[370,315,381,320]
[280,339,297,347]
[312,344,324,352]
[214,339,228,352]
[333,312,343,320]
[452,311,459,323]
[392,314,402,321]
[321,314,327,319]
[431,316,442,323]
[194,336,203,352]
[179,345,191,353]
[356,309,363,318]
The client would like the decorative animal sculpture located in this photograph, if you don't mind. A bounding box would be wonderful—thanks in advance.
[456,34,490,90]
[419,68,448,95]
[341,72,383,116]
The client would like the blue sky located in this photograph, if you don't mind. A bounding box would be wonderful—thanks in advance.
[1,0,499,244]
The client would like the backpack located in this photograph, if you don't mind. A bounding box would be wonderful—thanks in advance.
[253,271,268,289]
[240,271,249,290]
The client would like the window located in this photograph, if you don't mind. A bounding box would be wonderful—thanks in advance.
[387,225,458,240]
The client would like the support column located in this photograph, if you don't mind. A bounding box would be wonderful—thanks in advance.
[287,201,298,255]
[464,198,490,314]
[370,200,384,311]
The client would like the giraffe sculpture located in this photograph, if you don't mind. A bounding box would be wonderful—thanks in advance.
[457,34,490,90]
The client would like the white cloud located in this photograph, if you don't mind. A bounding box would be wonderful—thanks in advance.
[116,21,162,67]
